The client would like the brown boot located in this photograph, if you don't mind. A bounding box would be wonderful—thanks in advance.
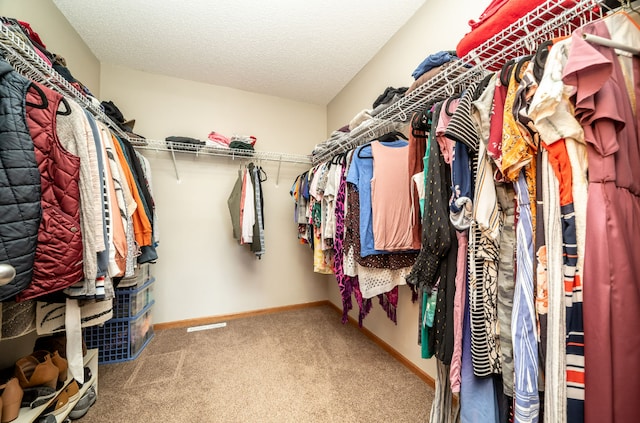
[0,378,23,423]
[31,351,68,383]
[14,355,58,390]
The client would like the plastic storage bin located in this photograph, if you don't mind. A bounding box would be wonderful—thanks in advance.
[84,301,155,364]
[113,278,155,318]
[118,263,153,288]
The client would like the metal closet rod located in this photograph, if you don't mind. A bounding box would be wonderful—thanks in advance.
[310,0,608,165]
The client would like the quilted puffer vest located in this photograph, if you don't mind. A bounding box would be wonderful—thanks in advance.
[17,83,83,301]
[0,59,42,301]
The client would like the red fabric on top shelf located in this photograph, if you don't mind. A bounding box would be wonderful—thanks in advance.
[468,0,510,30]
[456,0,579,61]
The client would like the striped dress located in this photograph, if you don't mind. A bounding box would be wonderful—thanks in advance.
[512,171,539,423]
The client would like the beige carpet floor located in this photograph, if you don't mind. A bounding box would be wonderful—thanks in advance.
[82,305,434,422]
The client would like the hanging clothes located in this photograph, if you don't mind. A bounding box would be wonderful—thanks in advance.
[369,140,417,251]
[407,100,458,365]
[16,83,83,301]
[228,170,243,242]
[249,163,266,258]
[564,16,640,423]
[228,163,267,259]
[346,140,411,257]
[0,58,42,302]
[241,166,255,245]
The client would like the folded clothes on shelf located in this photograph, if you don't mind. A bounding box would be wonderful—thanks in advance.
[207,131,231,148]
[230,135,257,146]
[165,136,206,152]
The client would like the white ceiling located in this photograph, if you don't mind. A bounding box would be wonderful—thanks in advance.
[53,0,427,105]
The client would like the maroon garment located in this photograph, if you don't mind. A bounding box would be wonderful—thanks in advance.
[17,83,83,301]
[563,20,640,423]
[408,115,427,250]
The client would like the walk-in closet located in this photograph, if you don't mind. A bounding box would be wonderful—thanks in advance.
[0,0,638,422]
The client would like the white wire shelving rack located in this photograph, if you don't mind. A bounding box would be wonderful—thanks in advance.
[0,21,132,142]
[130,137,310,182]
[310,0,608,165]
[131,138,310,164]
[0,21,312,180]
[0,1,610,170]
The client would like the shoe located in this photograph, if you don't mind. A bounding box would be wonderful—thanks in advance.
[64,380,79,403]
[14,354,58,390]
[68,386,96,420]
[21,386,56,408]
[76,367,92,389]
[0,377,24,423]
[35,415,56,423]
[31,351,68,384]
[41,390,69,417]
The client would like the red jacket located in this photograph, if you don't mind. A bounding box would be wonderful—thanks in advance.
[17,83,83,301]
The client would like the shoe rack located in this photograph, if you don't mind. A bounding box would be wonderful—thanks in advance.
[14,349,98,423]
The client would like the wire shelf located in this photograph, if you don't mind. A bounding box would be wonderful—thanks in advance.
[310,0,606,165]
[0,23,132,141]
[131,138,311,164]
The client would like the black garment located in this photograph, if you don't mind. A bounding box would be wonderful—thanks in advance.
[372,86,408,109]
[0,58,42,301]
[248,163,266,256]
[165,136,205,151]
[118,137,158,263]
[406,102,457,364]
[120,137,154,225]
[229,140,254,151]
[377,131,408,143]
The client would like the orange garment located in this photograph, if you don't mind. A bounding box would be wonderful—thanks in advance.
[110,134,152,247]
[502,61,537,231]
[502,61,533,182]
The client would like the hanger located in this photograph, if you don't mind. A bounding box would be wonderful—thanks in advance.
[331,152,347,165]
[513,55,533,83]
[443,94,461,117]
[57,98,71,116]
[24,83,48,110]
[356,131,408,159]
[378,131,408,142]
[356,143,373,159]
[533,40,554,73]
[499,59,515,86]
[257,166,267,183]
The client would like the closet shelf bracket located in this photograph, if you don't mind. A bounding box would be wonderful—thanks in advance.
[168,143,181,182]
[276,155,283,187]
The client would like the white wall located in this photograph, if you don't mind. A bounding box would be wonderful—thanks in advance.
[326,0,492,377]
[100,64,328,324]
[0,0,101,96]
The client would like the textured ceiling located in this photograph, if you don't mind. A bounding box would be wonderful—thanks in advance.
[53,0,427,105]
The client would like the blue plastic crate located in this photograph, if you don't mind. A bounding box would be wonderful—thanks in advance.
[84,301,155,364]
[113,277,155,318]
